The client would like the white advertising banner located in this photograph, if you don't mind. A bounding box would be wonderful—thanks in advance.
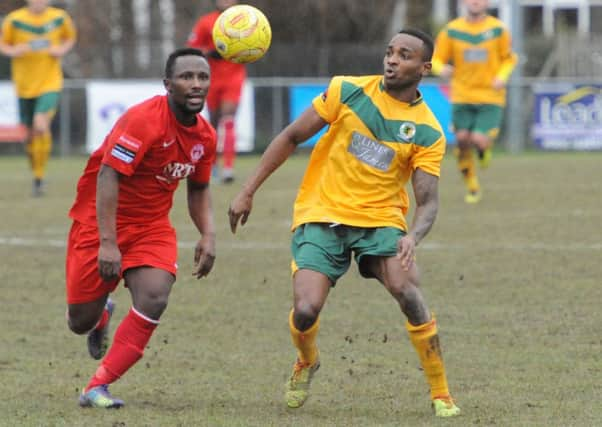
[86,80,255,153]
[0,82,19,126]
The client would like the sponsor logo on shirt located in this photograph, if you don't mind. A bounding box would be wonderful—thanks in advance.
[463,48,488,62]
[110,144,136,164]
[163,139,176,148]
[347,131,395,171]
[118,134,142,151]
[156,162,196,184]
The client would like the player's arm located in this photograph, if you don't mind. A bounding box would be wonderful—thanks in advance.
[187,180,216,279]
[396,168,439,271]
[228,106,327,233]
[431,28,453,78]
[493,28,518,89]
[0,20,31,57]
[48,37,75,58]
[96,164,122,282]
[48,13,77,58]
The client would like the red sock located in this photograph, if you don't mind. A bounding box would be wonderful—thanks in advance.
[86,308,158,391]
[221,117,236,170]
[95,308,109,331]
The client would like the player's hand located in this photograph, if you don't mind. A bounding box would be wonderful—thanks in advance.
[97,241,122,282]
[228,191,253,234]
[396,234,417,272]
[193,235,216,279]
[47,45,66,57]
[492,77,505,90]
[440,64,454,79]
[10,43,31,57]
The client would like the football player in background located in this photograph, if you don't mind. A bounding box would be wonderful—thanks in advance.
[432,0,517,203]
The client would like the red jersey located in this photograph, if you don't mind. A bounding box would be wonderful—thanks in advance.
[69,95,216,226]
[187,10,246,84]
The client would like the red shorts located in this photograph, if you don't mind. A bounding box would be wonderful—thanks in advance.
[206,71,245,112]
[65,220,178,304]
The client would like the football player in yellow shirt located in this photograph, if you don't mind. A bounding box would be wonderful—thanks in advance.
[228,29,460,418]
[432,0,517,203]
[0,0,76,196]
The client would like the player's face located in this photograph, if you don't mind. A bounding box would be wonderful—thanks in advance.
[383,33,430,92]
[26,0,50,14]
[464,0,489,16]
[164,55,210,115]
[216,0,238,12]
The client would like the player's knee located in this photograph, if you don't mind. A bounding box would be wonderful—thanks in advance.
[136,292,169,320]
[67,314,97,335]
[293,302,320,331]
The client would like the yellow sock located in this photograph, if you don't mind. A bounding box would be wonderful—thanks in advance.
[30,132,52,179]
[289,309,319,365]
[456,148,479,193]
[406,315,451,400]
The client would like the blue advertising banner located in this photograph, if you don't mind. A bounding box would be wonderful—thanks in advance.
[289,81,454,147]
[532,83,602,150]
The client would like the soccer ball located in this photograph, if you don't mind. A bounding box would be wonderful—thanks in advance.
[212,4,272,64]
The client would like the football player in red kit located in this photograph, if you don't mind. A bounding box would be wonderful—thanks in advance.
[65,47,217,408]
[188,0,244,183]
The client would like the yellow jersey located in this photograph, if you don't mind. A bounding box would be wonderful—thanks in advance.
[432,15,517,106]
[292,75,446,232]
[1,7,76,98]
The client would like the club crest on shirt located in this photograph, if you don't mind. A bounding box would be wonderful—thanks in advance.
[190,144,204,162]
[397,122,416,142]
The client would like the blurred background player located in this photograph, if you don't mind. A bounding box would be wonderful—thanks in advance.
[0,0,76,197]
[66,48,217,408]
[187,0,244,184]
[432,0,517,203]
[229,29,460,418]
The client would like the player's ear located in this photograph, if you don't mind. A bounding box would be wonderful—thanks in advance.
[163,78,172,92]
[422,61,432,76]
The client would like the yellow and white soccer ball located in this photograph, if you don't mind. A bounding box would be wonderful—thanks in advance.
[212,4,272,64]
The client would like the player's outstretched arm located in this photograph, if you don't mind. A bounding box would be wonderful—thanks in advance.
[187,180,216,279]
[228,106,327,233]
[397,168,439,271]
[96,165,122,282]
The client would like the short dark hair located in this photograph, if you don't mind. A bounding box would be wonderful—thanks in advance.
[165,48,206,78]
[398,29,434,62]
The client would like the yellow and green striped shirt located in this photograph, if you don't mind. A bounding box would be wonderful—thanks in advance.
[292,75,446,232]
[1,7,76,98]
[432,15,517,106]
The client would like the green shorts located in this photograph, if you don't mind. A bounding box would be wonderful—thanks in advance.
[18,92,60,126]
[291,223,405,285]
[452,103,503,139]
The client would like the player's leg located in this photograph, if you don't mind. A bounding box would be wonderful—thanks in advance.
[18,98,35,186]
[357,227,459,417]
[452,104,481,203]
[218,75,243,183]
[65,221,119,357]
[285,223,350,408]
[30,92,59,196]
[286,268,330,408]
[472,104,504,170]
[81,267,174,408]
[218,100,238,183]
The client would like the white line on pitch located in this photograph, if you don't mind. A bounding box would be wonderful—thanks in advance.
[1,236,601,251]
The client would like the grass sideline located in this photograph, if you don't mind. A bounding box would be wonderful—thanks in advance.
[0,151,601,426]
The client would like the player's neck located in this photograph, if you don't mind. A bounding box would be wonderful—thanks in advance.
[28,7,47,15]
[385,86,420,104]
[466,12,487,23]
